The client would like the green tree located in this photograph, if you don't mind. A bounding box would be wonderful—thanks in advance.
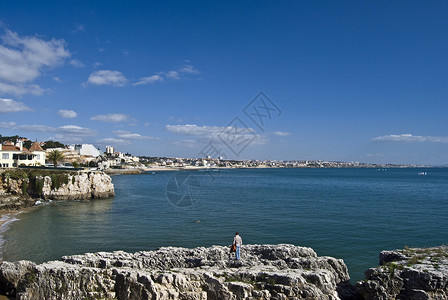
[47,150,65,167]
[42,140,65,149]
[71,161,79,168]
[23,140,32,149]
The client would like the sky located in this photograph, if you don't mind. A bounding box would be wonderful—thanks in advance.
[0,1,447,165]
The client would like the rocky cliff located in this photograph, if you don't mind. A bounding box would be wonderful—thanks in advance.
[356,245,448,299]
[1,244,447,299]
[0,170,114,209]
[0,244,352,299]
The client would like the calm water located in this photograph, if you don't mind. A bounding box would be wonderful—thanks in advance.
[2,168,448,282]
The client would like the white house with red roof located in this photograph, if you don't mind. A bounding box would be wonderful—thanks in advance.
[0,141,46,168]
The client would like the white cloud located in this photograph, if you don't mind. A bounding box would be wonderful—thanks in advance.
[58,109,77,118]
[166,124,225,136]
[71,24,85,34]
[69,59,84,67]
[59,125,95,136]
[134,74,164,85]
[91,113,128,122]
[0,121,95,143]
[0,80,46,96]
[165,70,180,80]
[87,70,127,86]
[135,63,200,86]
[373,133,448,143]
[272,131,290,136]
[48,134,83,144]
[0,30,70,96]
[172,139,199,148]
[166,124,267,146]
[0,121,16,128]
[97,138,129,145]
[114,130,155,140]
[179,64,199,74]
[0,98,32,113]
[1,122,94,136]
[19,124,55,132]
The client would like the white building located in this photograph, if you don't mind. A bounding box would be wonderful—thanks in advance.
[72,144,101,157]
[106,145,114,155]
[0,141,46,168]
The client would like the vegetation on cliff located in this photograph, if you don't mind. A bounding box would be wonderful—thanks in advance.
[0,169,114,209]
[1,169,71,197]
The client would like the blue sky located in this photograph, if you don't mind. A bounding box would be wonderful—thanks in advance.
[0,1,447,165]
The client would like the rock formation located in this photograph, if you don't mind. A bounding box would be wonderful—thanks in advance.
[0,244,351,299]
[356,245,448,299]
[0,170,114,209]
[41,171,115,200]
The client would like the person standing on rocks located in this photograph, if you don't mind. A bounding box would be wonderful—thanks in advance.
[233,232,242,260]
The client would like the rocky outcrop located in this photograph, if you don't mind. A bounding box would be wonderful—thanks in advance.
[0,244,351,299]
[41,171,115,200]
[356,245,448,299]
[0,170,114,209]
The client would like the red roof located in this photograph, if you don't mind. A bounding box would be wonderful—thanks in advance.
[29,142,44,152]
[1,145,29,151]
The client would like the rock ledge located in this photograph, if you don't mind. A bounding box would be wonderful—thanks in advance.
[0,244,350,299]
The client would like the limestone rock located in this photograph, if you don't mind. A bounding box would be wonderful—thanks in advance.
[0,244,351,299]
[0,171,114,208]
[356,245,448,299]
[42,171,114,200]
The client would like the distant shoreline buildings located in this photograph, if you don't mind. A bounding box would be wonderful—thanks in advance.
[0,137,435,170]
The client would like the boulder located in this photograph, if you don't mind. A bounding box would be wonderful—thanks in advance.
[356,245,448,299]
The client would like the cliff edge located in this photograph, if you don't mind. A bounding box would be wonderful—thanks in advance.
[0,170,114,209]
[0,244,351,299]
[356,245,448,299]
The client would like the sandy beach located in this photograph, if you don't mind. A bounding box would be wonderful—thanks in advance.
[0,210,21,233]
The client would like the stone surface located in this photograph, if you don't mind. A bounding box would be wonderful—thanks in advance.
[0,171,114,209]
[356,245,448,300]
[0,244,351,299]
[41,171,114,200]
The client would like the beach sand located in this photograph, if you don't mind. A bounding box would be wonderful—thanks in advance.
[0,210,21,232]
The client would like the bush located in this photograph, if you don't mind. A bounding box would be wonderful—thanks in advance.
[34,176,44,195]
[22,180,28,195]
[3,169,28,180]
[51,173,69,190]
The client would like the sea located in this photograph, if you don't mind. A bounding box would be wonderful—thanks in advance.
[1,168,447,282]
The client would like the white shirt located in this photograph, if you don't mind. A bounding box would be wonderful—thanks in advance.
[233,235,242,246]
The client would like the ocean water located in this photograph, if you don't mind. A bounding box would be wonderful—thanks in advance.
[1,168,447,282]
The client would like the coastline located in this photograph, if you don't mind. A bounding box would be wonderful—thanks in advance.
[0,209,23,262]
[0,210,22,233]
[106,165,436,175]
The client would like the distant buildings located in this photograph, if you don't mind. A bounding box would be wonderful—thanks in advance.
[105,146,114,155]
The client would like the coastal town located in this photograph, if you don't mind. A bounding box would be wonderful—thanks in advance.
[0,136,429,171]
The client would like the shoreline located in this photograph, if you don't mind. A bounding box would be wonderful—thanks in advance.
[0,209,23,262]
[0,210,22,233]
[105,165,437,175]
[0,206,39,261]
